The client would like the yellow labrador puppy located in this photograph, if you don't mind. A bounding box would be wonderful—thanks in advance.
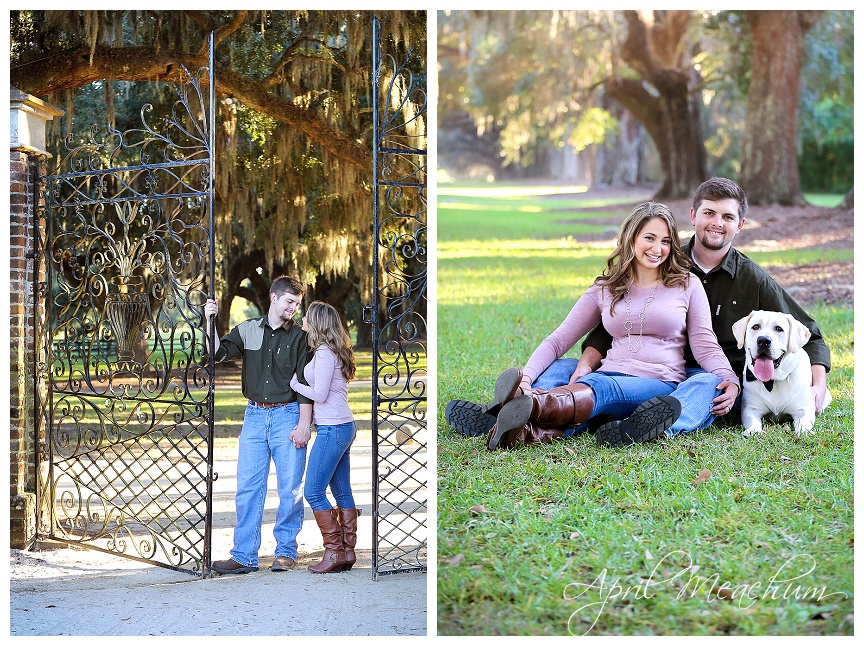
[732,310,831,437]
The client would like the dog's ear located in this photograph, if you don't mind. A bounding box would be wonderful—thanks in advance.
[786,314,811,353]
[732,313,752,349]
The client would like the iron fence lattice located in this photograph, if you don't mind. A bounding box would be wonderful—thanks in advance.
[369,16,428,579]
[33,41,217,576]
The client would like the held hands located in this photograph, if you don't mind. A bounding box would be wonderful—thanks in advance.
[711,381,740,416]
[290,424,312,448]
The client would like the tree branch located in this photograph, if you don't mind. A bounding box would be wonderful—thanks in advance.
[10,44,370,172]
[193,10,248,57]
[266,36,339,84]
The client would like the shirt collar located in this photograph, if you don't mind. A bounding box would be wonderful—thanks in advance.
[256,316,296,331]
[684,236,739,278]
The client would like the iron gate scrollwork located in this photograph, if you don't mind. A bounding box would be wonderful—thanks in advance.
[33,41,217,575]
[368,17,427,579]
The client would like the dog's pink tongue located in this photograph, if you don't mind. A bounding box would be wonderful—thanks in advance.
[753,357,775,382]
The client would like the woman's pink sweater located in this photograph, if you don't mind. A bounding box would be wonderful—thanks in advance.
[523,278,738,386]
[290,345,354,425]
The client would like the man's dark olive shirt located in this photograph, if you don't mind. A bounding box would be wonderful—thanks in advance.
[215,317,312,405]
[583,237,831,380]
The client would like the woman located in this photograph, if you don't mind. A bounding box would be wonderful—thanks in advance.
[486,201,739,450]
[290,301,359,573]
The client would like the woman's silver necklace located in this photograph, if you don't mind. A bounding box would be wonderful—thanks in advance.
[624,280,659,352]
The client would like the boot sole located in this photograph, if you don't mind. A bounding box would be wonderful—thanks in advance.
[445,399,497,437]
[212,565,258,574]
[484,367,522,416]
[486,395,532,450]
[308,564,348,574]
[597,396,681,447]
[270,562,295,572]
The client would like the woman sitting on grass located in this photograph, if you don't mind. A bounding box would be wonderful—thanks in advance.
[290,301,360,573]
[486,201,739,450]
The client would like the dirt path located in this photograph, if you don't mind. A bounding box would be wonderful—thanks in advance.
[9,434,428,636]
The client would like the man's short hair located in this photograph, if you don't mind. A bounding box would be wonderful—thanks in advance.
[693,177,748,219]
[270,275,304,298]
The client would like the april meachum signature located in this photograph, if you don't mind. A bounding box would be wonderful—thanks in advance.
[563,551,849,635]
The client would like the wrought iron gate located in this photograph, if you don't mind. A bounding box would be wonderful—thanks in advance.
[367,17,428,579]
[33,42,217,575]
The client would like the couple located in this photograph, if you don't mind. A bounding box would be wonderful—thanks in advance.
[204,276,359,575]
[446,177,831,449]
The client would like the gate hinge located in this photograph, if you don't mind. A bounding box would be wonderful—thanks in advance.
[210,471,219,482]
[362,304,373,324]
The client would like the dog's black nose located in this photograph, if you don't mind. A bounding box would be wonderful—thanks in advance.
[757,336,771,348]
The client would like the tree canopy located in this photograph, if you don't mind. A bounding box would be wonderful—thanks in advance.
[438,10,852,203]
[11,10,427,339]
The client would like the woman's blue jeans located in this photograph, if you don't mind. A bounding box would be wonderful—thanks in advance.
[230,402,306,567]
[304,421,356,511]
[532,359,721,437]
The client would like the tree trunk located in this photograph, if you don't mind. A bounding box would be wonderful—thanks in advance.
[355,320,373,349]
[597,102,643,186]
[740,11,822,205]
[605,76,706,200]
[216,291,234,339]
[218,248,267,336]
[841,188,853,209]
[247,272,272,317]
[605,11,708,200]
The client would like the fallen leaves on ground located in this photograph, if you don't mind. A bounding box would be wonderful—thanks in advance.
[692,469,712,487]
[711,586,734,600]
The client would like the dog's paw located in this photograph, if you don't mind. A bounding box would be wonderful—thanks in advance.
[742,426,763,437]
[793,420,815,437]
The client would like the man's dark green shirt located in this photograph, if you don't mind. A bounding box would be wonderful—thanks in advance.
[215,317,312,405]
[584,237,831,380]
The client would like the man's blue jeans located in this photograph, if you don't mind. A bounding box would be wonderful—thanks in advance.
[531,359,721,437]
[230,402,306,567]
[304,421,357,511]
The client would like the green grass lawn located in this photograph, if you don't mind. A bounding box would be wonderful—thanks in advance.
[438,182,642,242]
[804,193,847,208]
[437,184,853,636]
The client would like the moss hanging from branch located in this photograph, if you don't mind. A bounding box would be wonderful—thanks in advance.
[13,9,426,335]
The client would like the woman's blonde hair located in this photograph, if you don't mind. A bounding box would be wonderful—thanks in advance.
[305,301,356,381]
[596,201,691,315]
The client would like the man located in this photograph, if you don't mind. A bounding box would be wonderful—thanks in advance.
[204,276,313,574]
[445,177,831,441]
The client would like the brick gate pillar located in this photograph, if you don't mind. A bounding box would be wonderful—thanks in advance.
[9,88,63,549]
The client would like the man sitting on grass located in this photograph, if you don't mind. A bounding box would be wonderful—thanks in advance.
[445,177,831,441]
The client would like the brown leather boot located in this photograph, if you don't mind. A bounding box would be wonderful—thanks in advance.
[337,507,361,571]
[308,509,348,574]
[483,367,526,416]
[486,384,594,450]
[502,423,566,449]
